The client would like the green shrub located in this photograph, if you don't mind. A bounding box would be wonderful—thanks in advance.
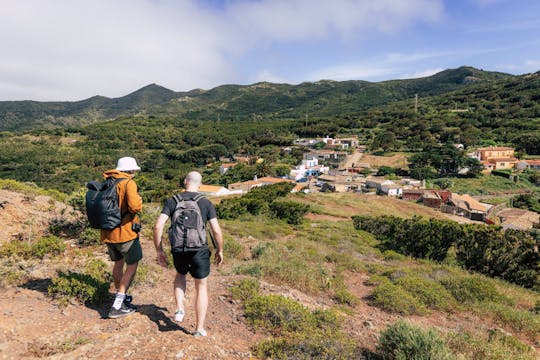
[377,320,452,360]
[395,276,456,312]
[0,236,65,259]
[440,275,510,304]
[253,330,359,360]
[83,259,110,282]
[231,278,260,302]
[371,282,427,315]
[31,236,66,259]
[244,294,316,333]
[333,287,358,306]
[78,227,100,246]
[0,240,32,258]
[383,250,406,261]
[48,271,109,307]
[251,242,274,259]
[269,201,310,225]
[48,217,85,238]
[224,236,243,259]
[234,263,263,277]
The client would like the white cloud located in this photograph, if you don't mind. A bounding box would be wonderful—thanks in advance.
[0,0,445,100]
[495,60,540,73]
[398,68,445,79]
[308,64,395,81]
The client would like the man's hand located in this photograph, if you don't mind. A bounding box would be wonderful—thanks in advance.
[214,251,223,267]
[156,250,168,268]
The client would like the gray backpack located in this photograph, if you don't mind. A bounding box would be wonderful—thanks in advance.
[168,194,207,252]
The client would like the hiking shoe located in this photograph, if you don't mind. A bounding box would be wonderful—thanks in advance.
[174,309,185,323]
[123,295,137,310]
[108,303,135,319]
[193,329,207,337]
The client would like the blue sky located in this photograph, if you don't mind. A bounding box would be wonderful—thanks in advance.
[0,0,539,100]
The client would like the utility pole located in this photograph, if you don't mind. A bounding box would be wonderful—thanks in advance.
[305,114,309,128]
[414,94,418,113]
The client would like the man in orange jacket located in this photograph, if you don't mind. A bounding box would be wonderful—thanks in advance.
[101,157,143,319]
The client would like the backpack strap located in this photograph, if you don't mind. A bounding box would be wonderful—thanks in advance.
[109,177,129,219]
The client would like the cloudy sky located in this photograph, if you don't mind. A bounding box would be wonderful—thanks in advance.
[1,0,539,101]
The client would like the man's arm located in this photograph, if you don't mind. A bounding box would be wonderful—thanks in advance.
[208,218,224,266]
[153,213,169,267]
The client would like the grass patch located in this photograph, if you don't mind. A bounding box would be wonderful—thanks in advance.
[0,235,66,259]
[474,302,540,339]
[27,336,91,358]
[440,275,512,305]
[231,278,359,359]
[0,178,66,201]
[446,330,536,360]
[223,235,244,260]
[448,175,534,195]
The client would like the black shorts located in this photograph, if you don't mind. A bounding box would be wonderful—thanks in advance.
[106,238,143,264]
[172,248,211,279]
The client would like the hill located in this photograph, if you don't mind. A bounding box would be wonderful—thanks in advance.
[0,66,512,131]
[0,184,538,359]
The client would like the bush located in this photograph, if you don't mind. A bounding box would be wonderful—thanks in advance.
[48,271,109,307]
[377,320,452,360]
[269,201,310,225]
[254,330,359,360]
[78,227,100,246]
[31,236,66,259]
[371,282,427,315]
[395,276,456,312]
[440,275,510,304]
[224,236,243,260]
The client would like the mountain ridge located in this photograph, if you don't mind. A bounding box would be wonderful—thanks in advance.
[0,66,515,131]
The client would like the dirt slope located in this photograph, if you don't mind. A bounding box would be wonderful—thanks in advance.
[0,189,538,359]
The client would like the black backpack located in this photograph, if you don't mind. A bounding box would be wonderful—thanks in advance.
[168,194,208,252]
[85,177,127,229]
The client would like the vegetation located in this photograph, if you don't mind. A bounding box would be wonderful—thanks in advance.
[231,278,359,359]
[0,235,66,259]
[377,320,452,360]
[353,215,539,289]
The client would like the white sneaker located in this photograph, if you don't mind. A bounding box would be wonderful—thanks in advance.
[174,309,185,322]
[193,329,207,337]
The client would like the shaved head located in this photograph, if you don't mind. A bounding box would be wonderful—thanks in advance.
[184,171,202,191]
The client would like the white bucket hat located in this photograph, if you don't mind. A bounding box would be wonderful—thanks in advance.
[116,157,141,172]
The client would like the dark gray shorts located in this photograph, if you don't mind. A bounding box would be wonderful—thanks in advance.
[172,248,211,279]
[106,238,142,264]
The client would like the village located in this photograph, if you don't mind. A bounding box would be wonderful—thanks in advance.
[195,136,540,231]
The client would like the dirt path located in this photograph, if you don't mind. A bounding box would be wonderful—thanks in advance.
[0,238,260,360]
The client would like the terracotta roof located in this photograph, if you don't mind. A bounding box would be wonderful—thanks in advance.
[524,160,540,165]
[220,163,237,168]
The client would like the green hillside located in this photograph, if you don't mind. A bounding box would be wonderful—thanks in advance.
[0,66,512,131]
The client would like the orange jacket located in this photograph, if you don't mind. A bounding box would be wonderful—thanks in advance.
[100,170,143,244]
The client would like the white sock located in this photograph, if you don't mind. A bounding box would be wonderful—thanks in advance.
[112,293,126,310]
